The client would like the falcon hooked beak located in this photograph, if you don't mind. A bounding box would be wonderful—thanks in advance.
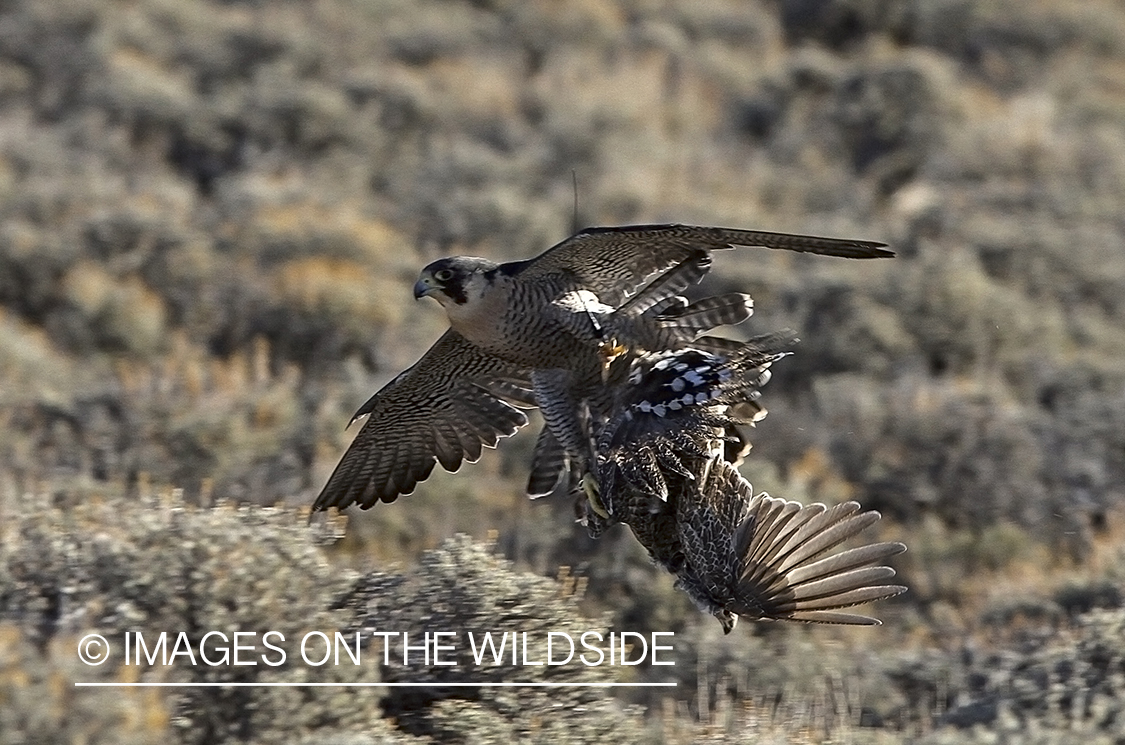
[413,272,440,300]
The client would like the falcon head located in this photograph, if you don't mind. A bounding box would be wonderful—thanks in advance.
[414,257,500,307]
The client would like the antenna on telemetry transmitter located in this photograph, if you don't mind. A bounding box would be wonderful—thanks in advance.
[571,170,580,234]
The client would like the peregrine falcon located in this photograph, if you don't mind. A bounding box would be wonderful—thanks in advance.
[592,342,906,631]
[312,224,892,512]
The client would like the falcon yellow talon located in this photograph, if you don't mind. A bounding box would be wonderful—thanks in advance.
[599,338,628,381]
[581,473,610,518]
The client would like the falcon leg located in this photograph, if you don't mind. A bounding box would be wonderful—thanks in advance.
[531,369,594,467]
[533,367,616,528]
[581,471,609,519]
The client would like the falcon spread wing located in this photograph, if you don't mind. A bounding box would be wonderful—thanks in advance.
[514,224,893,307]
[313,330,531,511]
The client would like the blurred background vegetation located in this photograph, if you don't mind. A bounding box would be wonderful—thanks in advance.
[1,0,1124,741]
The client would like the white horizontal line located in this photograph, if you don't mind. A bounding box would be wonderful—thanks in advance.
[74,681,677,688]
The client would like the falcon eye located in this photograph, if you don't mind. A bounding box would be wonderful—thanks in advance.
[434,269,454,282]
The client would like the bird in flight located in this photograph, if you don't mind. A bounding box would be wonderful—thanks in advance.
[311,224,892,513]
[591,341,906,632]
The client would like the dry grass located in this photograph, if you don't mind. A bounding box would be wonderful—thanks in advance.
[1,0,1123,740]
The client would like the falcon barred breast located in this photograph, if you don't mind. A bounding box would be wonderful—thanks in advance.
[312,224,893,512]
[592,342,907,632]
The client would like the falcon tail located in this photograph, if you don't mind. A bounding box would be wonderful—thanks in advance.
[731,498,907,626]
